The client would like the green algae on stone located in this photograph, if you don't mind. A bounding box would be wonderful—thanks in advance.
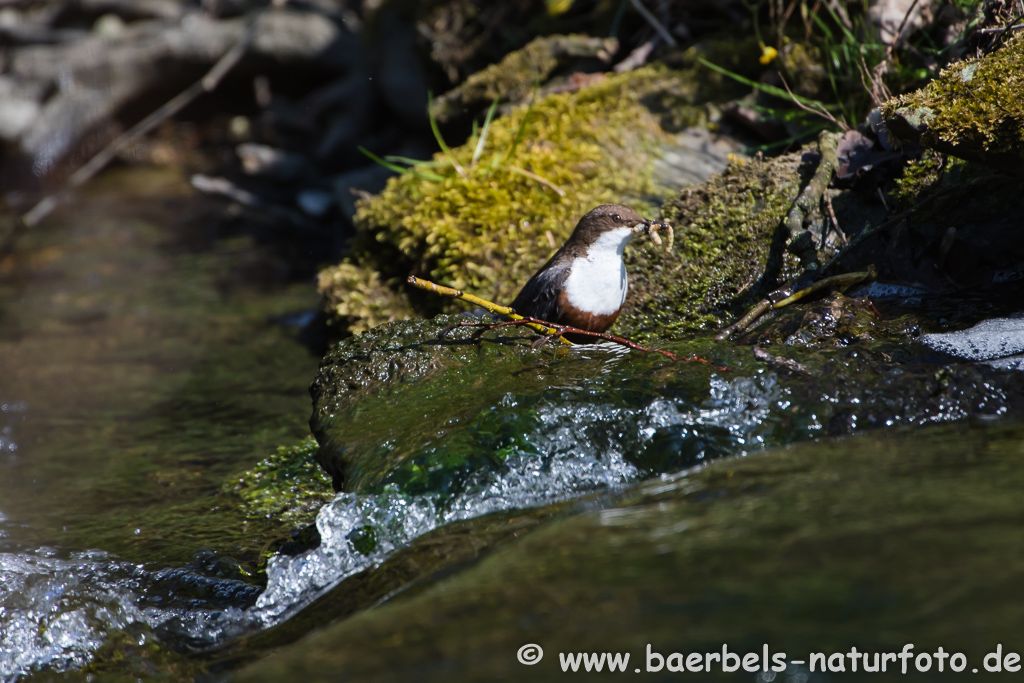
[228,437,334,527]
[237,420,1024,683]
[320,66,685,336]
[308,314,732,492]
[881,34,1024,174]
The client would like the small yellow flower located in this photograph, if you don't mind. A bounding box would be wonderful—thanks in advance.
[759,45,778,65]
[546,0,574,15]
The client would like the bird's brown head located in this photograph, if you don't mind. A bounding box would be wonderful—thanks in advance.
[568,203,649,245]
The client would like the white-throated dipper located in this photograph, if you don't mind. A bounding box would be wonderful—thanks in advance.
[510,203,654,334]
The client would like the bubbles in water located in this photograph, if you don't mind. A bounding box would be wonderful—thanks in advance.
[922,318,1024,361]
[0,546,261,680]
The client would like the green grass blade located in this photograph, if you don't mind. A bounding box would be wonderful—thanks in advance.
[427,91,466,177]
[698,58,838,110]
[473,97,500,167]
[358,146,446,182]
[383,155,443,167]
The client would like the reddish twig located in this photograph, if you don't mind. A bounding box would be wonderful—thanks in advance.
[444,317,708,365]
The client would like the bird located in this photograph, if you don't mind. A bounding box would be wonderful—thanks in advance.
[509,203,654,335]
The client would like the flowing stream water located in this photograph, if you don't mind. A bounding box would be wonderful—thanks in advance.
[4,166,1024,682]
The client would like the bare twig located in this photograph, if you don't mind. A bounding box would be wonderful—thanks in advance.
[410,275,689,363]
[717,266,877,339]
[629,0,677,48]
[777,72,848,131]
[407,275,572,345]
[824,189,848,246]
[883,0,922,59]
[715,299,773,340]
[753,345,811,374]
[450,317,691,363]
[18,12,260,229]
[977,22,1024,34]
[770,265,876,307]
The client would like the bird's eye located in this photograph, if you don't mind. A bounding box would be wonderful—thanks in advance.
[613,214,621,222]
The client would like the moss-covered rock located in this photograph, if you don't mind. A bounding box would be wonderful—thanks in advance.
[881,34,1024,174]
[320,65,685,335]
[619,152,808,340]
[429,33,619,123]
[228,437,334,527]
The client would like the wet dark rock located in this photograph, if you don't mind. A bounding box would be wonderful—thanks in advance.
[736,293,918,348]
[309,311,1024,505]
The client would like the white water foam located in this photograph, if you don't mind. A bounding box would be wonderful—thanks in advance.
[250,373,784,626]
[1,372,785,679]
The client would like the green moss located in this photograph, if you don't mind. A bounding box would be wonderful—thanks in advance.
[318,263,417,335]
[618,153,806,340]
[429,33,619,122]
[890,150,945,211]
[228,437,334,526]
[320,66,685,335]
[881,34,1024,165]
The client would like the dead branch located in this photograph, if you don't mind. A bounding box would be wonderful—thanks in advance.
[18,11,260,230]
[717,266,876,339]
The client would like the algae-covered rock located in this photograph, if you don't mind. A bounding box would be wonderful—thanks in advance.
[308,314,707,492]
[228,437,334,528]
[309,313,1024,495]
[238,420,1024,682]
[881,34,1024,174]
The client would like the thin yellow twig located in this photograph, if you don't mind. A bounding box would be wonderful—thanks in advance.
[407,275,573,345]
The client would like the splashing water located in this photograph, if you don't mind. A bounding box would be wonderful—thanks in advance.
[250,373,785,626]
[1,372,787,679]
